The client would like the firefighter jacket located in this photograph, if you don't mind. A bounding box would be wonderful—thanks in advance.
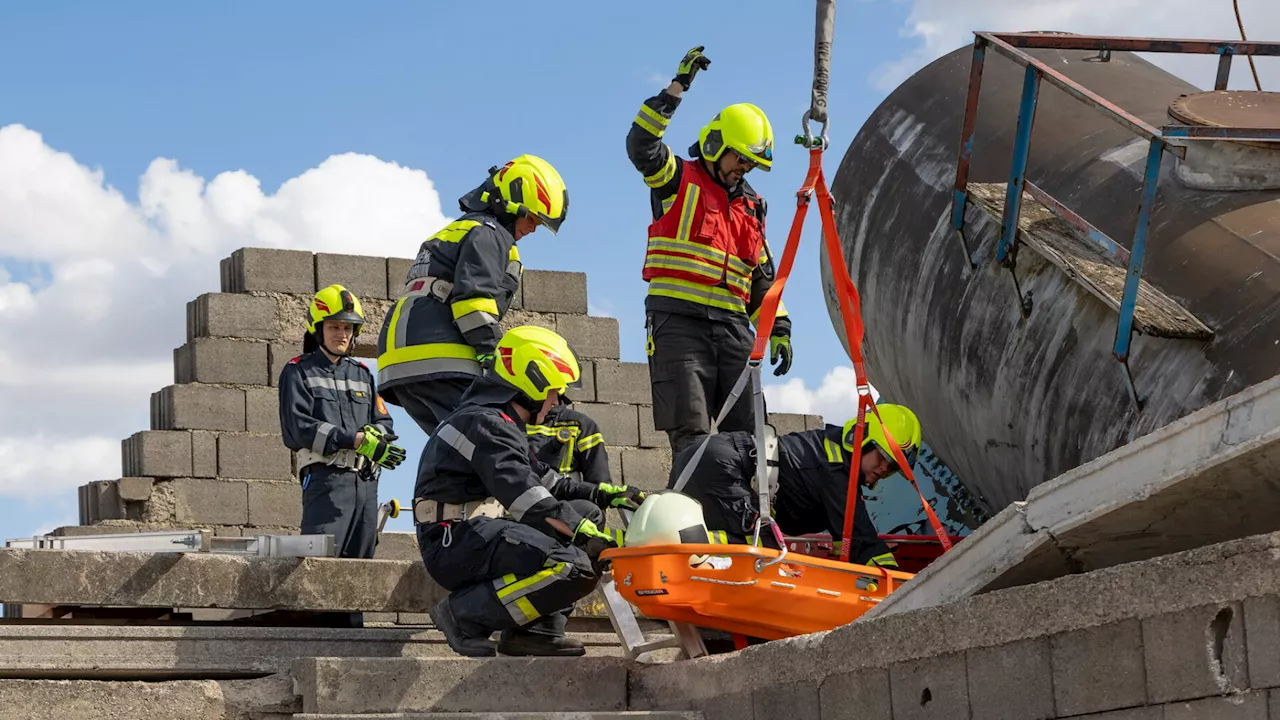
[525,405,611,485]
[626,88,791,337]
[774,424,898,568]
[376,184,523,406]
[415,378,601,540]
[278,350,395,476]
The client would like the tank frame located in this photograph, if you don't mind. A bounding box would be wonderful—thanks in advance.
[949,31,1280,408]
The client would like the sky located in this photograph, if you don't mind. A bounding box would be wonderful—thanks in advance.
[0,1,1276,539]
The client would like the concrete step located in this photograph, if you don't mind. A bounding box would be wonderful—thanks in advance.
[293,714,702,719]
[0,624,671,679]
[295,657,630,715]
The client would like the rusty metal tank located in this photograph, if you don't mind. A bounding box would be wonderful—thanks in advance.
[822,41,1280,515]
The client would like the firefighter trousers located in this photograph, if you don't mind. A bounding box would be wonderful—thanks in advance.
[396,376,476,436]
[668,433,778,547]
[646,311,756,459]
[416,500,604,639]
[300,464,379,559]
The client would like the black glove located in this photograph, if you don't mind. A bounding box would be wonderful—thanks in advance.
[591,483,647,511]
[673,46,711,90]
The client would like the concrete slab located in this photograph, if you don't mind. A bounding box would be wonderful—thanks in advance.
[295,656,630,714]
[0,625,643,678]
[293,714,701,719]
[0,549,442,613]
[866,374,1280,619]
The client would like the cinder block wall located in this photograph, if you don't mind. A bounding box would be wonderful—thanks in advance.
[67,246,822,538]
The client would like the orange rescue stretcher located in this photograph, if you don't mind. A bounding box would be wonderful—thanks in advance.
[603,542,914,641]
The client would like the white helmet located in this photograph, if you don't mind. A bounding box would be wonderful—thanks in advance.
[624,492,711,547]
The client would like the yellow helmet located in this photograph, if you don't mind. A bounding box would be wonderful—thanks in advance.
[486,154,570,234]
[307,284,365,335]
[493,325,584,402]
[842,404,922,470]
[698,103,774,172]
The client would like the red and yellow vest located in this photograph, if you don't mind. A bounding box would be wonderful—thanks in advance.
[642,160,766,315]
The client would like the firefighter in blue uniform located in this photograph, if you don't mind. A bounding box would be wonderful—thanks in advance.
[377,155,570,436]
[525,403,612,486]
[414,326,647,657]
[668,405,924,569]
[278,285,407,560]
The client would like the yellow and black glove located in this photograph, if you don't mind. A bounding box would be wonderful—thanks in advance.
[356,425,407,470]
[769,332,793,376]
[591,483,647,512]
[674,46,711,90]
[573,518,625,565]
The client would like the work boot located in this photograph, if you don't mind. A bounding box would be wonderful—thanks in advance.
[428,598,496,657]
[496,627,587,657]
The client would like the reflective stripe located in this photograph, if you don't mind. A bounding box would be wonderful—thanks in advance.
[297,447,366,472]
[644,153,677,188]
[824,439,844,464]
[508,485,553,521]
[634,106,666,137]
[305,377,372,394]
[577,433,604,451]
[428,219,481,244]
[867,552,899,569]
[659,195,676,216]
[435,424,476,461]
[378,357,480,384]
[646,278,747,314]
[452,297,499,319]
[454,310,499,333]
[676,185,700,243]
[708,530,728,544]
[493,561,572,620]
[312,422,336,454]
[379,341,477,367]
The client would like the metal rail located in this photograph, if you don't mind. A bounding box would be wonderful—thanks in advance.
[949,31,1280,408]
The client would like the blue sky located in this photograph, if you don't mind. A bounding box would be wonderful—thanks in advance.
[0,1,933,538]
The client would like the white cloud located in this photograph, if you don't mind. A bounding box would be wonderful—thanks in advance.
[877,1,1280,91]
[763,365,881,424]
[0,124,450,499]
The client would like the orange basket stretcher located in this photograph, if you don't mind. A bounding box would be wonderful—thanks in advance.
[600,542,913,641]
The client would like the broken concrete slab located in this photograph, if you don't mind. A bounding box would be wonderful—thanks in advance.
[0,678,231,720]
[0,548,443,613]
[865,374,1280,619]
[295,656,629,714]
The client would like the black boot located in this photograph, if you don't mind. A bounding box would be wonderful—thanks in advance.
[429,598,496,658]
[496,627,586,657]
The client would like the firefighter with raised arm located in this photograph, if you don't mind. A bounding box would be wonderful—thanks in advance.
[377,155,569,436]
[278,285,407,560]
[414,326,647,657]
[627,46,794,459]
[668,404,924,569]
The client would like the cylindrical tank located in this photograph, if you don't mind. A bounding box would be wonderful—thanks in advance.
[823,40,1280,515]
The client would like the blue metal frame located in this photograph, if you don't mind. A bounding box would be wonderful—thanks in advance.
[949,30,1280,406]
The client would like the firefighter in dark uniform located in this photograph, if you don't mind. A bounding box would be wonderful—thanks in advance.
[377,154,570,436]
[415,326,647,657]
[278,285,408,560]
[525,403,612,486]
[627,46,794,459]
[667,404,924,569]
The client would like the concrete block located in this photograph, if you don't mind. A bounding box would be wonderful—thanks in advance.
[386,257,413,297]
[594,360,650,404]
[174,338,271,386]
[1165,691,1268,719]
[151,384,247,432]
[1144,602,1248,703]
[521,269,588,314]
[688,694,754,720]
[818,667,892,720]
[638,405,667,448]
[1052,619,1147,716]
[1071,710,1162,720]
[397,612,431,625]
[767,412,809,437]
[499,309,557,335]
[52,523,144,537]
[557,314,620,359]
[574,360,596,402]
[173,478,250,526]
[621,447,672,493]
[293,656,628,714]
[1247,596,1280,689]
[218,433,294,480]
[221,247,315,294]
[607,448,623,485]
[79,481,123,524]
[0,548,443,612]
[247,480,301,528]
[804,413,828,430]
[191,431,218,478]
[122,431,193,478]
[187,292,278,341]
[245,386,280,434]
[753,680,820,720]
[966,638,1054,720]
[575,402,640,448]
[268,342,294,387]
[888,652,970,720]
[373,532,420,563]
[315,252,390,301]
[0,678,228,720]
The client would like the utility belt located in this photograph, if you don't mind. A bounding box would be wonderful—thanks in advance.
[403,275,454,303]
[413,496,506,525]
[297,448,372,475]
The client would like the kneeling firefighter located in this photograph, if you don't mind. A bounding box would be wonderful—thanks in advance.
[414,326,647,657]
[278,285,407,560]
[667,405,923,568]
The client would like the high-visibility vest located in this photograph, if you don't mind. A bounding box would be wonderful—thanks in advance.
[642,160,766,315]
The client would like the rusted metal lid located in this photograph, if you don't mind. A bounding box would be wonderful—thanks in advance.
[1169,90,1280,128]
